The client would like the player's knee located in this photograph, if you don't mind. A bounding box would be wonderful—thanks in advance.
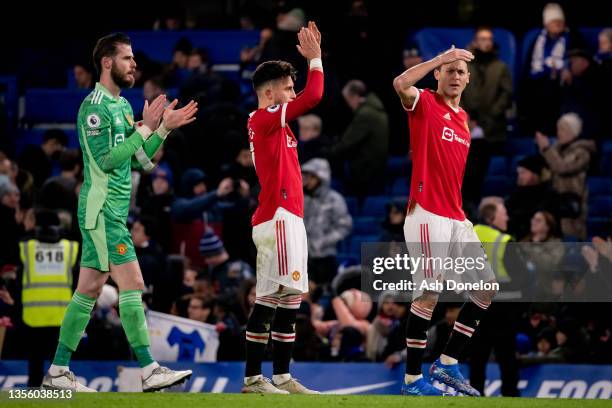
[246,303,276,332]
[271,306,297,333]
[76,281,104,299]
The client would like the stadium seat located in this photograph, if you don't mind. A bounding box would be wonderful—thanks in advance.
[15,128,79,154]
[589,196,612,217]
[578,27,605,54]
[125,30,260,65]
[506,138,537,157]
[488,156,507,176]
[482,176,511,197]
[24,88,178,124]
[601,140,612,154]
[390,177,410,196]
[600,153,612,176]
[509,155,526,176]
[588,177,612,196]
[519,29,541,75]
[361,196,390,217]
[352,216,381,235]
[345,197,358,217]
[349,234,380,255]
[386,156,410,179]
[587,217,611,238]
[413,28,517,80]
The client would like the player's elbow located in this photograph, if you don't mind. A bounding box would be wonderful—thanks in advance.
[393,76,406,93]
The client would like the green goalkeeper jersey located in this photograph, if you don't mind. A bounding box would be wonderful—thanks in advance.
[77,82,164,229]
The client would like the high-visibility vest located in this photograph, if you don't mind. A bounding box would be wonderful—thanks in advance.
[474,224,512,283]
[19,239,78,327]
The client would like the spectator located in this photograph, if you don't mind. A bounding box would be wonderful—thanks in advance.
[73,63,94,89]
[234,278,256,326]
[131,216,166,294]
[597,28,612,97]
[402,45,437,90]
[163,37,193,87]
[365,292,398,361]
[463,26,513,144]
[535,113,596,239]
[520,211,565,297]
[328,80,389,196]
[521,3,585,135]
[302,159,353,284]
[198,230,253,296]
[139,166,174,253]
[187,48,210,74]
[297,114,329,164]
[257,7,305,75]
[143,76,165,104]
[580,234,612,300]
[39,149,81,212]
[187,295,213,323]
[0,180,20,268]
[506,155,560,239]
[379,199,407,243]
[170,168,232,268]
[561,49,604,139]
[211,297,243,361]
[17,129,67,188]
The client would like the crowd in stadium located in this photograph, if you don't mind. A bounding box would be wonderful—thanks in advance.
[0,0,611,377]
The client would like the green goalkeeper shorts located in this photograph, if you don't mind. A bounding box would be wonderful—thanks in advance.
[79,208,136,272]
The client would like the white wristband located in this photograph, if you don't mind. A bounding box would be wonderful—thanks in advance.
[157,123,171,140]
[136,125,153,140]
[309,58,323,70]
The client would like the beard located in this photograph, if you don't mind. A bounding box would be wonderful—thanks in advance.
[111,63,135,88]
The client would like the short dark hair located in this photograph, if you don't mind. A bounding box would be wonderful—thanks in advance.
[343,79,367,97]
[58,149,81,171]
[135,215,157,240]
[252,60,297,91]
[92,32,132,75]
[42,129,68,146]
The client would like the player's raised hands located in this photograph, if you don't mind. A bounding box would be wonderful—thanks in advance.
[162,99,198,130]
[436,45,474,66]
[142,94,167,130]
[308,21,322,46]
[296,27,321,61]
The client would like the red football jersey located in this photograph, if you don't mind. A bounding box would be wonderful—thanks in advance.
[406,88,470,221]
[248,69,324,226]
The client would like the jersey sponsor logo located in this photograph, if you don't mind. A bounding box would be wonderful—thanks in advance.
[116,243,128,255]
[87,114,101,128]
[266,104,280,113]
[441,126,470,148]
[443,112,451,120]
[113,133,125,147]
[292,271,301,281]
[442,126,454,141]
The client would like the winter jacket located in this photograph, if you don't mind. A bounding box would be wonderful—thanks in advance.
[541,138,596,239]
[302,159,352,258]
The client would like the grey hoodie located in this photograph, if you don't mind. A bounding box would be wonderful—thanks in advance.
[302,158,353,258]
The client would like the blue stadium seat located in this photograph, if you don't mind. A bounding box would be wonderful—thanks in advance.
[509,155,526,175]
[587,217,611,238]
[361,196,390,217]
[352,217,381,235]
[578,28,605,54]
[386,156,410,179]
[588,177,612,196]
[589,196,612,217]
[413,28,516,81]
[602,140,612,154]
[15,128,79,154]
[390,177,410,196]
[349,234,380,255]
[520,29,541,76]
[600,153,612,176]
[125,30,260,65]
[488,156,507,176]
[0,75,18,121]
[24,88,178,124]
[482,176,511,197]
[506,138,536,157]
[345,197,358,217]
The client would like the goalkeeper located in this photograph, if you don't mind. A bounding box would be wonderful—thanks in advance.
[42,33,197,392]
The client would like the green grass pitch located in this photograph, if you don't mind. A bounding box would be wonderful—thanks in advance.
[2,393,612,408]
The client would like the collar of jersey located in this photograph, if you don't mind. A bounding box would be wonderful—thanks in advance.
[94,82,118,102]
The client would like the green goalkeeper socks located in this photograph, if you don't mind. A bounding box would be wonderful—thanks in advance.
[53,292,96,366]
[119,290,155,368]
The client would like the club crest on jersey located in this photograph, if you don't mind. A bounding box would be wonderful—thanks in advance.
[287,134,298,148]
[87,114,100,128]
[292,271,301,281]
[267,104,280,113]
[116,243,128,255]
